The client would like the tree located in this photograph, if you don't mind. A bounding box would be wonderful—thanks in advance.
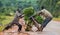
[0,1,3,7]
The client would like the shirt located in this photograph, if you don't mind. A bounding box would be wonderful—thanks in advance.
[39,9,53,18]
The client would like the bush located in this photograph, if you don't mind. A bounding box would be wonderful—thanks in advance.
[35,15,43,24]
[23,7,34,31]
[23,7,43,31]
[23,7,34,17]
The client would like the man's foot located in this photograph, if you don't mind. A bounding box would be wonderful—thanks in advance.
[38,26,43,32]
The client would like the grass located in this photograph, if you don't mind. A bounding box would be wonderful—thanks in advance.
[1,16,14,25]
[0,15,14,31]
[53,18,60,21]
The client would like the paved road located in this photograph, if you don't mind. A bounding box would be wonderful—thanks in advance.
[0,20,60,35]
[28,20,60,35]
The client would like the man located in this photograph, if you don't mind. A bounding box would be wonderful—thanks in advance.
[38,6,53,31]
[3,8,23,32]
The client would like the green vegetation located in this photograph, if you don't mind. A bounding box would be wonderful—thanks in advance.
[35,15,43,24]
[0,0,60,17]
[23,7,35,31]
[23,7,43,31]
[53,18,60,21]
[0,15,14,31]
[23,7,34,17]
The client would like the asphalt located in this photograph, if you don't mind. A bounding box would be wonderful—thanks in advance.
[28,20,60,35]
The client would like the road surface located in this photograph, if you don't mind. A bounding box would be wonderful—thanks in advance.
[28,20,60,35]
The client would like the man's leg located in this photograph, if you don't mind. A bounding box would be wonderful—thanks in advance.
[15,23,22,32]
[39,17,52,31]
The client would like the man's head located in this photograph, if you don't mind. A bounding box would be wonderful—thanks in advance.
[17,8,22,13]
[41,6,45,10]
[19,14,24,18]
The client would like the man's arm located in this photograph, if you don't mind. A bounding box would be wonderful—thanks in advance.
[29,11,42,18]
